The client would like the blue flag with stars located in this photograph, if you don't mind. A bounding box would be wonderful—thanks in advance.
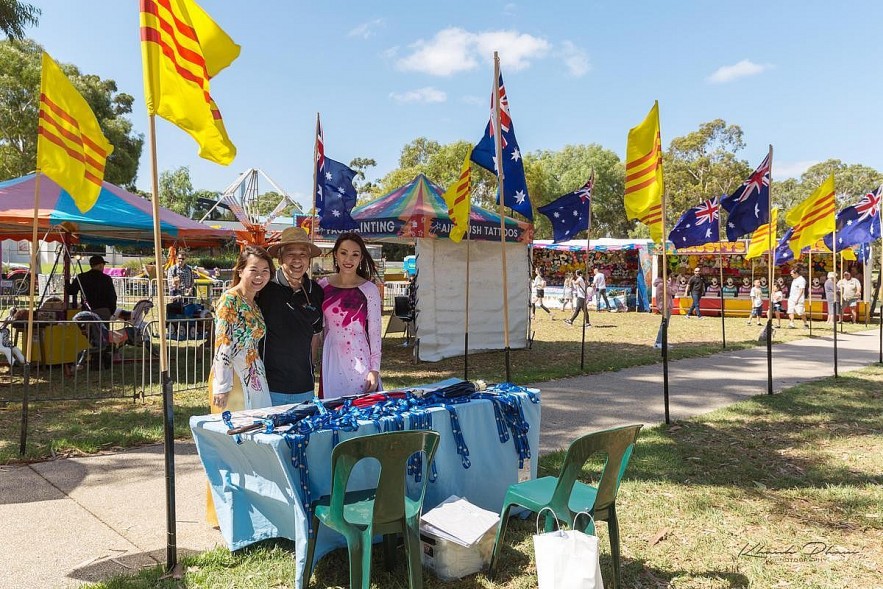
[822,187,881,251]
[316,157,359,231]
[721,154,771,241]
[774,226,805,265]
[471,72,532,221]
[668,196,720,248]
[537,174,593,242]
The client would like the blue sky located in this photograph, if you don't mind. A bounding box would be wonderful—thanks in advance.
[28,1,883,210]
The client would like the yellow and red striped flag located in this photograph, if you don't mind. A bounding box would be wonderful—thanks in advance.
[442,150,472,243]
[745,208,778,260]
[140,0,240,165]
[37,52,113,213]
[785,173,836,258]
[624,101,664,243]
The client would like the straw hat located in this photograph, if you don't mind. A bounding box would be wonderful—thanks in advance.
[267,227,321,258]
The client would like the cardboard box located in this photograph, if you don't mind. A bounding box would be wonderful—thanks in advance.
[419,495,500,580]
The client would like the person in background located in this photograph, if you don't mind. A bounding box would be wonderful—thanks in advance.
[259,227,324,406]
[68,254,117,320]
[747,279,764,326]
[824,271,838,325]
[564,269,591,327]
[209,245,274,412]
[787,267,807,329]
[685,267,705,319]
[211,267,221,280]
[837,270,862,324]
[531,268,551,318]
[593,267,613,312]
[769,282,785,328]
[167,251,194,300]
[561,272,574,311]
[318,233,382,400]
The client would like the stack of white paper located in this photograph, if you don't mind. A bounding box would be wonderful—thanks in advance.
[420,495,500,547]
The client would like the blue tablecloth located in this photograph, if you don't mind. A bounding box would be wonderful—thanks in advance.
[190,384,541,589]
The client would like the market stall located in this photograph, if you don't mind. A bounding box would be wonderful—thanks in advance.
[531,238,653,311]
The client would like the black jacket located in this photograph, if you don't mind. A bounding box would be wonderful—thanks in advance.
[70,269,117,312]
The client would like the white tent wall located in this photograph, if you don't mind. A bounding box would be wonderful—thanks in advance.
[416,238,529,362]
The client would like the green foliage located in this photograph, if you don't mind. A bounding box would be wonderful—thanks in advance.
[0,0,39,40]
[195,255,236,270]
[350,156,378,196]
[0,39,143,185]
[158,165,195,217]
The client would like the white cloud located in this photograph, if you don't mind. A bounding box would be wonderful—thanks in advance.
[389,87,447,104]
[348,18,385,39]
[775,160,818,179]
[461,95,485,106]
[560,41,590,77]
[396,27,550,76]
[708,59,772,83]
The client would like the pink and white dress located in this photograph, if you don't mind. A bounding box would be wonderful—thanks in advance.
[318,278,382,400]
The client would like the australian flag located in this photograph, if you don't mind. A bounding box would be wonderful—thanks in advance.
[823,187,881,251]
[774,226,802,265]
[471,73,532,221]
[315,120,359,231]
[721,153,771,241]
[668,196,720,248]
[537,173,593,242]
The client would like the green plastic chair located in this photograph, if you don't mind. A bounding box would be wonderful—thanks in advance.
[489,423,642,588]
[302,430,441,589]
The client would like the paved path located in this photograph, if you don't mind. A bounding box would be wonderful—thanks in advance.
[1,329,879,588]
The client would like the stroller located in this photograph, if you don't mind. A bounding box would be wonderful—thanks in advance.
[72,299,156,368]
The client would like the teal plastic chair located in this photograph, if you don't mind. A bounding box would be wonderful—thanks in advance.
[489,424,642,588]
[302,430,440,589]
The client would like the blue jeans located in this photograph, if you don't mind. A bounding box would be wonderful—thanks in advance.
[595,288,611,311]
[269,391,314,406]
[687,293,702,317]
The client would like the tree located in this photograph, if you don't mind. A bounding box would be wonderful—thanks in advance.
[0,0,39,40]
[159,166,195,217]
[663,119,752,234]
[349,157,377,196]
[0,39,143,185]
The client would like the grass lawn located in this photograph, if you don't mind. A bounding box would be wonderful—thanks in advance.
[0,311,875,463]
[82,365,883,589]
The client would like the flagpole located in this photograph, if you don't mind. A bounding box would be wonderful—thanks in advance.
[879,187,882,364]
[464,210,471,379]
[833,214,838,377]
[20,171,42,455]
[661,188,671,424]
[492,52,512,381]
[580,169,594,370]
[766,145,774,395]
[148,114,177,570]
[808,250,813,337]
[310,113,319,263]
[718,245,726,348]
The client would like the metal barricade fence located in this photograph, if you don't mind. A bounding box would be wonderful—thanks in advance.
[383,281,409,309]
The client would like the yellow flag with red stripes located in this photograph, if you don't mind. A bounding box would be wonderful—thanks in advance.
[140,0,240,165]
[785,173,836,258]
[37,52,113,213]
[745,208,777,260]
[624,101,664,243]
[442,150,472,243]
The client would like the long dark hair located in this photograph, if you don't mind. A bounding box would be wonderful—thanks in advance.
[332,232,377,281]
[231,245,275,287]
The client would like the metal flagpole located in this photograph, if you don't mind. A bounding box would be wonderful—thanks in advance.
[766,145,774,395]
[20,172,42,456]
[147,115,177,570]
[580,170,594,370]
[310,113,320,267]
[808,250,813,337]
[833,218,838,376]
[464,208,471,379]
[492,53,512,382]
[661,189,671,424]
[719,247,726,348]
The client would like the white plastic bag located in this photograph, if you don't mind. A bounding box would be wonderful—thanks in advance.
[532,509,604,589]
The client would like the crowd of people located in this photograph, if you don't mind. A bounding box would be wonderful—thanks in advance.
[206,228,383,414]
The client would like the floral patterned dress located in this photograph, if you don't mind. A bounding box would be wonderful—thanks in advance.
[318,278,382,400]
[208,290,272,412]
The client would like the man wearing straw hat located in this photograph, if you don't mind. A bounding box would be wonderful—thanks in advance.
[258,227,325,405]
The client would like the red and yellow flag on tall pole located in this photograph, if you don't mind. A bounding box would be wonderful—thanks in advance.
[140,0,240,165]
[37,51,113,213]
[442,150,472,243]
[745,208,778,260]
[625,101,664,243]
[785,173,836,258]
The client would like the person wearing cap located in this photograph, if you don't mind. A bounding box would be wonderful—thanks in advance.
[68,254,117,320]
[258,227,325,405]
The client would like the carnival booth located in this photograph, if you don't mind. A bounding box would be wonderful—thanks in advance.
[658,241,872,320]
[531,238,654,311]
[323,174,534,362]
